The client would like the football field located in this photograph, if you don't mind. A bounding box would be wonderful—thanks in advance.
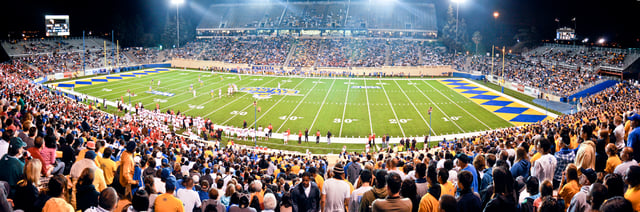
[63,69,519,138]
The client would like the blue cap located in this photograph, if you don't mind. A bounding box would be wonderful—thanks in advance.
[161,168,171,180]
[165,176,177,191]
[628,114,640,122]
[161,158,169,165]
[84,150,97,160]
[9,137,26,151]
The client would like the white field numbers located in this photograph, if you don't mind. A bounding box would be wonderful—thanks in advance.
[442,116,462,122]
[389,119,412,124]
[279,116,303,120]
[230,111,248,116]
[333,118,358,123]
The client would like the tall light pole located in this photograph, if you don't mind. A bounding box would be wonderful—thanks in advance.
[452,0,465,54]
[493,11,499,45]
[171,0,185,48]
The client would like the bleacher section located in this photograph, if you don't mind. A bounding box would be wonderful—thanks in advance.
[563,80,619,102]
[196,1,437,39]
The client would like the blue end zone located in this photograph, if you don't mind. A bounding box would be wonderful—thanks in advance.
[106,77,123,79]
[462,90,488,95]
[441,79,462,83]
[133,72,148,75]
[510,114,547,122]
[481,100,512,107]
[156,69,170,71]
[494,107,529,114]
[453,86,479,90]
[57,84,75,88]
[91,79,109,82]
[120,74,136,77]
[447,82,469,86]
[470,95,500,100]
[145,70,159,73]
[75,81,92,85]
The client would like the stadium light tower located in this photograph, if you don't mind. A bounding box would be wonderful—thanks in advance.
[171,0,185,48]
[452,0,465,42]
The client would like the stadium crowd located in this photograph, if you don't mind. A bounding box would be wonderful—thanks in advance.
[0,43,639,212]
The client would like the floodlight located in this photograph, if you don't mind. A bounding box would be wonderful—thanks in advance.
[598,38,605,44]
[171,0,185,5]
[493,11,500,19]
[452,0,465,3]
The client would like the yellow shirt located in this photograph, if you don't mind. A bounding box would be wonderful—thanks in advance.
[625,185,640,212]
[530,152,541,164]
[291,165,300,175]
[418,193,439,212]
[98,157,117,185]
[558,180,580,209]
[441,181,456,197]
[154,193,185,212]
[605,155,622,174]
[42,197,74,212]
[314,174,325,192]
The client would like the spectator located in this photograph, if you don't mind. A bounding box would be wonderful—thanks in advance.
[400,179,419,212]
[321,163,351,212]
[437,168,455,197]
[347,157,362,185]
[438,195,457,212]
[605,143,622,174]
[624,166,640,211]
[510,147,530,180]
[129,190,150,212]
[76,168,100,211]
[293,170,323,212]
[554,136,575,188]
[86,187,119,212]
[371,172,412,212]
[360,169,388,212]
[603,173,625,197]
[13,159,42,212]
[263,193,277,212]
[538,196,564,212]
[456,171,482,212]
[558,164,580,209]
[0,137,26,194]
[414,163,429,197]
[457,154,479,193]
[614,147,637,178]
[589,183,608,212]
[120,141,138,199]
[201,188,226,212]
[484,167,517,211]
[533,138,557,183]
[480,154,496,198]
[599,196,633,212]
[533,180,556,210]
[154,176,184,212]
[177,176,202,212]
[279,192,293,212]
[349,169,372,212]
[568,168,597,212]
[519,176,539,211]
[626,114,640,162]
[99,147,117,186]
[42,175,74,212]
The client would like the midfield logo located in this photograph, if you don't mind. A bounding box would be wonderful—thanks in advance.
[240,87,300,99]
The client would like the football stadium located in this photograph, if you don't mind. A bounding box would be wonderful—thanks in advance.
[1,0,640,211]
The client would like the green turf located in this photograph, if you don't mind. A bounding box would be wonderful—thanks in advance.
[68,69,513,139]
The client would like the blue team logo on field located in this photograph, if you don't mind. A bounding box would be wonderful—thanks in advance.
[145,90,175,97]
[240,87,300,99]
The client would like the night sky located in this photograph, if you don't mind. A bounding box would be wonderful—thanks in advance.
[2,0,639,47]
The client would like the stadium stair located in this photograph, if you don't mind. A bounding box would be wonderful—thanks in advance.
[563,80,618,102]
[283,40,297,67]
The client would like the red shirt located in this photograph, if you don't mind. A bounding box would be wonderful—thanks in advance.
[316,131,320,136]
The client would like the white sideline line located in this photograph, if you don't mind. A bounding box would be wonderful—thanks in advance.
[392,80,435,136]
[202,77,279,117]
[379,79,406,137]
[364,79,373,134]
[249,78,307,129]
[275,78,324,133]
[423,80,492,130]
[308,79,337,131]
[338,79,351,137]
[413,80,466,133]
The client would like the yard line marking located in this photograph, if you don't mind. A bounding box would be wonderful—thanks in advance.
[249,78,308,129]
[379,79,406,137]
[308,79,337,131]
[412,80,465,133]
[338,79,351,137]
[392,80,435,136]
[202,77,279,118]
[162,75,249,109]
[423,80,492,130]
[183,75,263,113]
[364,79,373,134]
[276,78,325,133]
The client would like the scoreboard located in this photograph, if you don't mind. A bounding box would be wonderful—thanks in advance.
[556,27,575,41]
[45,15,70,36]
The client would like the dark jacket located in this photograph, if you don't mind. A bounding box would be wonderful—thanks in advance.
[291,182,321,212]
[347,163,362,185]
[457,191,482,212]
[76,184,100,211]
[12,181,39,212]
[510,160,531,180]
[360,187,388,212]
[201,199,226,212]
[483,193,517,212]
